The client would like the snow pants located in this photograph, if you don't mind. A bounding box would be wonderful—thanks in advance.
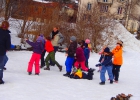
[112,64,121,81]
[27,53,41,74]
[74,61,88,71]
[65,57,74,73]
[4,55,8,66]
[100,65,113,82]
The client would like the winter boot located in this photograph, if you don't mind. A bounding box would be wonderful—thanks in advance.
[110,80,113,84]
[63,72,70,77]
[0,79,4,84]
[28,72,32,75]
[58,65,62,72]
[35,73,39,75]
[99,82,105,85]
[44,67,50,70]
[3,67,6,70]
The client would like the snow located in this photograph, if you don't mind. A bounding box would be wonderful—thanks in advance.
[0,20,140,100]
[33,0,51,3]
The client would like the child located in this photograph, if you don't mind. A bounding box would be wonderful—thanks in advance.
[99,47,113,85]
[74,43,89,71]
[96,46,106,72]
[44,37,62,71]
[84,43,90,68]
[63,36,77,77]
[26,36,44,75]
[39,34,46,68]
[85,39,93,53]
[69,67,94,80]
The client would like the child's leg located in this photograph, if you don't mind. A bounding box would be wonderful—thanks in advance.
[50,51,60,67]
[100,66,106,82]
[34,54,41,74]
[27,53,36,73]
[74,61,80,69]
[107,66,113,81]
[45,53,51,68]
[65,57,74,73]
[80,61,88,71]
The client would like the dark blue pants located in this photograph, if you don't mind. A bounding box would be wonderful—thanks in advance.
[65,57,74,73]
[41,50,46,67]
[4,55,8,66]
[112,65,121,81]
[0,55,5,80]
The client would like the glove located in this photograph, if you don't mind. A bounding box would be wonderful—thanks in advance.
[95,63,102,67]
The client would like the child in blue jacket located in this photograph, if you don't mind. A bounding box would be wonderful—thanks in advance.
[99,47,113,85]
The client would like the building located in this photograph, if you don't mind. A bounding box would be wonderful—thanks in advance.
[77,0,140,33]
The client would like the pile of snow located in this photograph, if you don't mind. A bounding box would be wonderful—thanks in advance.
[112,23,140,52]
[33,0,51,3]
[102,22,140,52]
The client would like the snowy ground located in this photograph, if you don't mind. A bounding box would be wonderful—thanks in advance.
[0,49,140,100]
[0,18,140,100]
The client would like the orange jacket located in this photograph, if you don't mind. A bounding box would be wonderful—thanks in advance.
[45,40,54,52]
[112,47,123,65]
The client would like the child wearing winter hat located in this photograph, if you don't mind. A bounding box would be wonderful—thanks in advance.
[26,36,44,75]
[44,37,62,71]
[99,47,114,85]
[96,46,107,72]
[63,36,77,77]
[112,40,123,83]
[85,39,93,52]
[74,42,89,71]
[84,43,90,68]
[39,34,46,68]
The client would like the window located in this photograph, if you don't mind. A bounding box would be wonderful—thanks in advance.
[43,8,46,13]
[103,0,108,2]
[118,7,123,14]
[87,3,91,10]
[35,6,38,12]
[100,5,108,12]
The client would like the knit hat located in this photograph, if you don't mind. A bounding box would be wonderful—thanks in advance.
[104,47,110,53]
[117,40,123,46]
[85,39,90,44]
[70,36,76,42]
[37,36,44,43]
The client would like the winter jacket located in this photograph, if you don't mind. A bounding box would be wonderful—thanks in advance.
[0,28,11,56]
[50,31,64,46]
[76,47,86,62]
[26,40,44,54]
[45,40,54,52]
[84,48,90,60]
[100,55,112,67]
[67,41,77,57]
[112,47,123,65]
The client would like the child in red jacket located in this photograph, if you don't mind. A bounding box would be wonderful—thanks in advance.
[44,37,62,71]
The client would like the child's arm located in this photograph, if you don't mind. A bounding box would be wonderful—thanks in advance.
[26,40,35,47]
[101,56,112,66]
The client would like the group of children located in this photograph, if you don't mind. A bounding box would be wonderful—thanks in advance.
[96,40,123,85]
[25,34,123,85]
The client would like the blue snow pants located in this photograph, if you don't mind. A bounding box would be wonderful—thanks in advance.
[65,57,74,73]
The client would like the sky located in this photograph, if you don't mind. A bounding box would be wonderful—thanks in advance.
[0,18,140,100]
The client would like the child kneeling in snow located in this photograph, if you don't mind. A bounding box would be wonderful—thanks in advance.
[69,67,95,80]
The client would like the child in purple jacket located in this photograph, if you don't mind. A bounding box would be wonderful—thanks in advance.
[26,36,44,75]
